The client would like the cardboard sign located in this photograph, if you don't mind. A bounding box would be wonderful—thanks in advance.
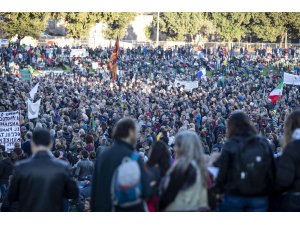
[21,69,31,81]
[0,111,21,151]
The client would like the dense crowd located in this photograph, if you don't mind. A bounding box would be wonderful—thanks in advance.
[0,44,300,212]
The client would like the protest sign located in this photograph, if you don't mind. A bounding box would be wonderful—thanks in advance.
[70,49,88,58]
[175,79,199,91]
[0,111,21,151]
[0,39,9,47]
[21,69,31,81]
[40,70,65,76]
[284,72,300,86]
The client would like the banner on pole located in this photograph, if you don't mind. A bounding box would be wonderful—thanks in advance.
[0,111,21,151]
[21,69,31,81]
[28,99,41,119]
[284,72,300,86]
[29,82,39,99]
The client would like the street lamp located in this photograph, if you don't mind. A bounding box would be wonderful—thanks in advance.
[156,12,160,47]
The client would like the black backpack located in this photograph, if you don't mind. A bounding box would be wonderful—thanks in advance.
[233,136,274,196]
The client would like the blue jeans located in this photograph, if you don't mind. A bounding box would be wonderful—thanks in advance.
[220,194,269,212]
[0,184,8,202]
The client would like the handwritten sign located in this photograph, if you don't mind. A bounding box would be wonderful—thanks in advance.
[0,111,21,151]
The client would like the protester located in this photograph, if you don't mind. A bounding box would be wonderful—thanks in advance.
[6,128,79,212]
[276,110,300,211]
[0,151,14,203]
[146,141,171,211]
[73,150,94,181]
[1,43,300,212]
[159,130,208,211]
[215,111,275,212]
[91,118,151,212]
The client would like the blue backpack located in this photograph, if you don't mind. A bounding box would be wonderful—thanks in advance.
[111,152,143,209]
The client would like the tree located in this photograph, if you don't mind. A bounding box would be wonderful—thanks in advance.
[144,25,152,40]
[97,13,136,39]
[60,13,97,39]
[209,13,251,42]
[0,12,50,39]
[248,13,285,42]
[281,12,300,41]
[152,12,205,41]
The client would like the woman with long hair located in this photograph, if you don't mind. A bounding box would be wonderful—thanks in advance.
[146,141,171,212]
[215,111,275,212]
[158,130,208,211]
[276,109,300,211]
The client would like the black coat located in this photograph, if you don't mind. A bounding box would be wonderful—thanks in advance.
[7,151,79,212]
[0,158,14,184]
[215,134,275,196]
[21,140,31,156]
[276,140,300,192]
[91,140,151,212]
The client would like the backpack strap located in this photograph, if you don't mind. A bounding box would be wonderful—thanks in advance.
[131,152,139,161]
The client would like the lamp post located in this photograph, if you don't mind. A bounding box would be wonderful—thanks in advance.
[156,12,160,47]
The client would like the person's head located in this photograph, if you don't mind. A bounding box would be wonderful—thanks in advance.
[80,150,89,159]
[89,151,96,160]
[1,151,8,159]
[25,131,32,140]
[85,134,94,144]
[112,118,137,146]
[147,141,171,176]
[226,111,257,139]
[284,109,300,147]
[53,150,60,158]
[31,128,53,153]
[174,130,205,172]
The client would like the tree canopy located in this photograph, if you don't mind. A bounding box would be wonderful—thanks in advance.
[0,12,300,43]
[98,12,136,39]
[0,13,50,39]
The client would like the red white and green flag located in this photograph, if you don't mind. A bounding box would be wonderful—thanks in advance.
[269,82,284,104]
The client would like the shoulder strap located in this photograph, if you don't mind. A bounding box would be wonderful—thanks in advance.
[131,152,139,161]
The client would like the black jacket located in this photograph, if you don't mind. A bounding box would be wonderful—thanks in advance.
[74,159,94,180]
[91,140,151,212]
[7,151,79,212]
[276,140,300,193]
[0,158,14,184]
[21,140,31,156]
[215,134,275,196]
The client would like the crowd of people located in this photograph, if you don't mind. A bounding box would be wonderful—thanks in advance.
[0,43,300,212]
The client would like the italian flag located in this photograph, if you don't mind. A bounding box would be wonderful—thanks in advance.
[269,82,283,104]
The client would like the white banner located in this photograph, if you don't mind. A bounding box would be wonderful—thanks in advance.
[70,49,88,58]
[28,99,41,119]
[40,70,65,76]
[284,72,300,86]
[29,82,39,99]
[175,79,199,91]
[0,111,21,151]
